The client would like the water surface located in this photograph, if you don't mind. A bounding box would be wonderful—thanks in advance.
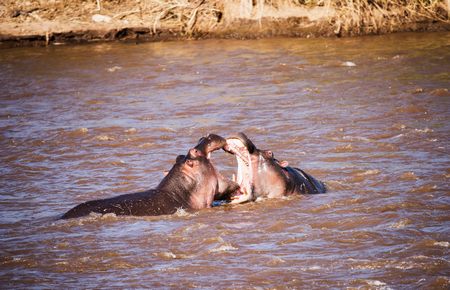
[0,32,449,288]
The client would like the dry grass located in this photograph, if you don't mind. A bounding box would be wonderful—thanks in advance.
[221,0,449,34]
[1,0,448,36]
[0,0,224,34]
[146,0,450,34]
[137,0,223,34]
[325,0,450,34]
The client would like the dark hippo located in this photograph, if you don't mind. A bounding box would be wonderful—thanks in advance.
[61,134,239,219]
[222,132,326,203]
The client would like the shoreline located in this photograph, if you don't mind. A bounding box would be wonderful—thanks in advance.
[1,1,449,48]
[1,20,449,49]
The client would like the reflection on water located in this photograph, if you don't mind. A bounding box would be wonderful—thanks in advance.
[0,32,449,288]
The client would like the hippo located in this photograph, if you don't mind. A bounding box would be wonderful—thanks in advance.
[61,134,239,219]
[222,132,326,204]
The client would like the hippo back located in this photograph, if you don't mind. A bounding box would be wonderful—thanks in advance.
[285,167,326,194]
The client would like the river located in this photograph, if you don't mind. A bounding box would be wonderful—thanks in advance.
[0,32,449,289]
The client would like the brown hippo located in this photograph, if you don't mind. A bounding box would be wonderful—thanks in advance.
[222,132,326,204]
[61,134,239,219]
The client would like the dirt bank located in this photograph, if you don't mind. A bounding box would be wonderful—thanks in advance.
[1,0,449,48]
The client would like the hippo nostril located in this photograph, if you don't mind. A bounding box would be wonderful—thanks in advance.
[189,148,204,158]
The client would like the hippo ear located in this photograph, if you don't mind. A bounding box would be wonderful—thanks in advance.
[176,155,186,163]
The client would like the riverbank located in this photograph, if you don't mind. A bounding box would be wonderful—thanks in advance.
[1,0,449,48]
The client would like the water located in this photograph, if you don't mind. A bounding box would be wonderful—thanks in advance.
[0,32,449,289]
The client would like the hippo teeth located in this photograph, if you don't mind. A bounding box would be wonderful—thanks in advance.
[226,138,253,203]
[236,154,249,166]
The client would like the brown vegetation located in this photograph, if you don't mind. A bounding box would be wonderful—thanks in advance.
[326,0,450,35]
[0,0,449,46]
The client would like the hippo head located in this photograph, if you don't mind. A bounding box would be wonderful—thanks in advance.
[224,132,289,203]
[160,134,239,209]
[190,133,227,159]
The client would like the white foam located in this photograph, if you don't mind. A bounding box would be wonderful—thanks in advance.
[100,213,117,220]
[434,241,449,247]
[414,128,433,133]
[158,251,177,259]
[209,244,238,253]
[107,66,122,72]
[357,169,381,176]
[342,61,357,67]
[174,208,191,217]
[365,280,391,289]
[390,219,409,229]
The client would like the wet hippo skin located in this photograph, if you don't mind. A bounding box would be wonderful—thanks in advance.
[223,132,326,204]
[61,134,239,219]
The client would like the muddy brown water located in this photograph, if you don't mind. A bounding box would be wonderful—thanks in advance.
[0,32,449,289]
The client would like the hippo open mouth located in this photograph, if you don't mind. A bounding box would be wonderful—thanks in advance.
[224,135,254,203]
